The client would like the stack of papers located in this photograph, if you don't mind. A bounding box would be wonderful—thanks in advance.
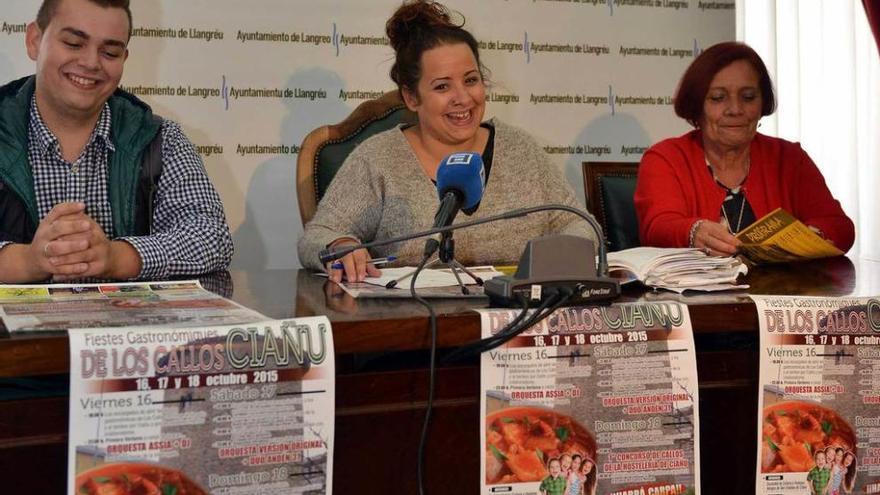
[608,247,748,292]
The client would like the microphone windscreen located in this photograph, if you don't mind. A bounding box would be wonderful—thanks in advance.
[436,152,485,212]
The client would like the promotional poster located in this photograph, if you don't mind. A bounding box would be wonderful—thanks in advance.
[480,302,700,495]
[0,280,263,333]
[753,295,880,495]
[68,317,335,495]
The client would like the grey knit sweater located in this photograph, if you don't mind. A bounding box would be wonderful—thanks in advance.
[297,118,598,270]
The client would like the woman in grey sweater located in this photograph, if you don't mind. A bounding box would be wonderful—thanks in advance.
[298,0,597,281]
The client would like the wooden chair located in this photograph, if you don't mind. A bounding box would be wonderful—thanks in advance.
[582,161,640,252]
[296,90,416,225]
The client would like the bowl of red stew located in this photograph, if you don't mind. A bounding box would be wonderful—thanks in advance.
[761,400,856,473]
[485,406,596,484]
[75,462,207,495]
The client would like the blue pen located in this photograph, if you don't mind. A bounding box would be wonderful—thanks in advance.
[330,255,397,270]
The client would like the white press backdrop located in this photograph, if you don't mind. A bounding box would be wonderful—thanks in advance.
[0,0,735,269]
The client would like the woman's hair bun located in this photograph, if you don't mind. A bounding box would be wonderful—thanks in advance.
[386,1,457,53]
[385,0,482,92]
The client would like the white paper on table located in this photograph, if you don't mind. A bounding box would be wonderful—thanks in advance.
[364,266,503,289]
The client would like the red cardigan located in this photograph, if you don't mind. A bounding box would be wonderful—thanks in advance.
[634,130,855,252]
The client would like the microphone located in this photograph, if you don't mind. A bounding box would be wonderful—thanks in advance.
[431,152,485,229]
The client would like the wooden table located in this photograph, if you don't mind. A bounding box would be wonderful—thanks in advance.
[0,256,876,493]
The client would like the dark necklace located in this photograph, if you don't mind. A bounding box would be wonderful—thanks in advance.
[721,189,746,233]
[705,155,750,233]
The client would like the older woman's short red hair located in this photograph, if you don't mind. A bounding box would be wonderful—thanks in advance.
[674,41,776,127]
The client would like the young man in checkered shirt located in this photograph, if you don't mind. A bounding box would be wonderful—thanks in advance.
[0,0,232,283]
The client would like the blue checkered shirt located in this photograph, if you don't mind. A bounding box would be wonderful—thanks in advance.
[0,98,233,280]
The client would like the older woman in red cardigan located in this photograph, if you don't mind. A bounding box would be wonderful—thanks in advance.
[634,42,854,256]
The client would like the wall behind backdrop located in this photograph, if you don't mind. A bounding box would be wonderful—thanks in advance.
[0,0,734,269]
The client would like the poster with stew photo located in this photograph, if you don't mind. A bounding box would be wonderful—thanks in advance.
[752,295,880,495]
[479,302,701,495]
[67,318,335,495]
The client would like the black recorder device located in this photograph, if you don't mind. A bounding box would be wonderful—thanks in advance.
[484,235,620,307]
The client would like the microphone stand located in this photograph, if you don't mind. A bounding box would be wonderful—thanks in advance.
[319,203,611,278]
[384,232,485,294]
[430,232,485,295]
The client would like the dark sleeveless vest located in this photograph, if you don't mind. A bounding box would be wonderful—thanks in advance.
[0,76,163,243]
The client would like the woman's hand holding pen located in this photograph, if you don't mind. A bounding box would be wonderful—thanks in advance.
[692,219,741,257]
[325,238,382,283]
